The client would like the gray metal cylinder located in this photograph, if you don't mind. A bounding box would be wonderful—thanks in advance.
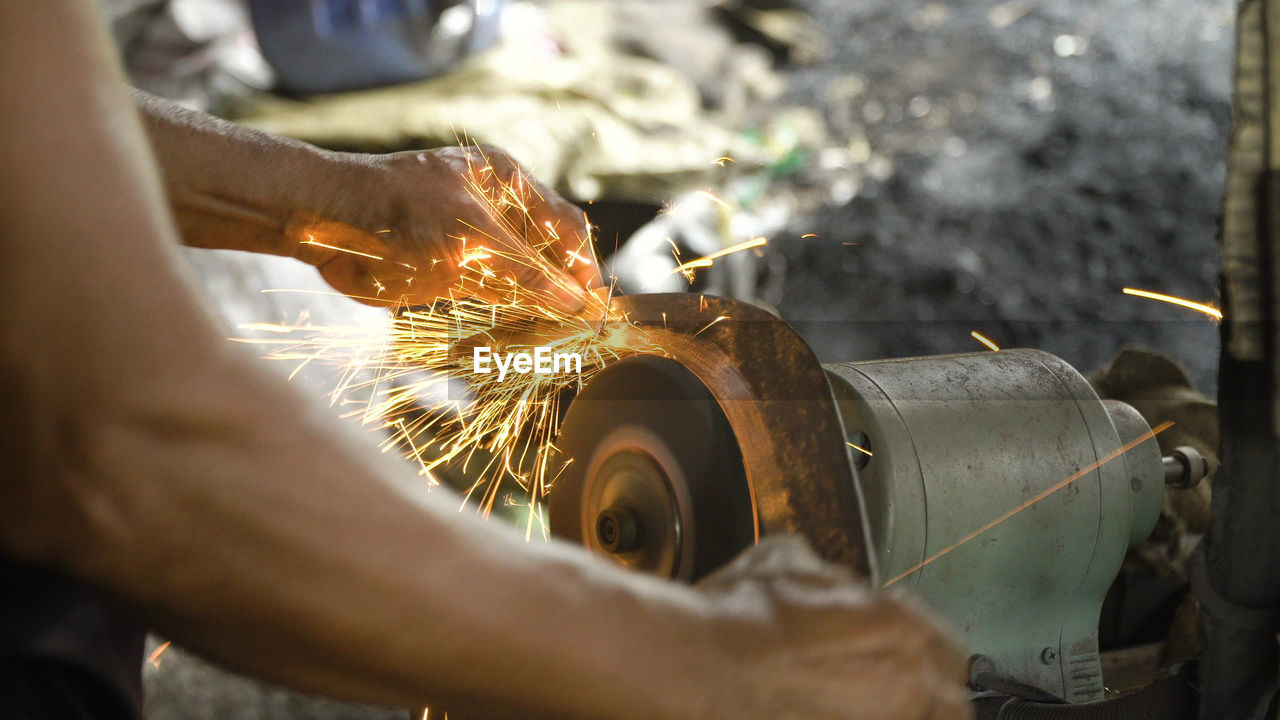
[824,349,1164,703]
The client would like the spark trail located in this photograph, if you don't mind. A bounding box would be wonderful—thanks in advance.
[1122,287,1222,319]
[882,420,1173,587]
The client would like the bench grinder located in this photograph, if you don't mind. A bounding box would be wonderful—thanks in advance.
[550,294,1200,703]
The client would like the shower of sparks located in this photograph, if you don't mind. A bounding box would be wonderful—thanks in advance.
[847,441,874,457]
[970,331,1000,352]
[243,152,761,536]
[882,420,1174,588]
[1122,287,1223,319]
[148,641,172,669]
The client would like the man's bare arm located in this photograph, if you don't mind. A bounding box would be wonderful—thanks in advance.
[0,3,720,717]
[0,2,970,718]
[132,87,352,259]
[133,89,600,307]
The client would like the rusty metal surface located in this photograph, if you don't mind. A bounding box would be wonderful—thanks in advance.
[551,355,755,579]
[581,293,869,575]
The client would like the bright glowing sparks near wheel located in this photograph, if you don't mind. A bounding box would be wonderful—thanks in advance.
[241,149,768,538]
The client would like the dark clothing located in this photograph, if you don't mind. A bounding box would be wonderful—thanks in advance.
[0,556,144,719]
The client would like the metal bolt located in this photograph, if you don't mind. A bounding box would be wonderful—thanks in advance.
[596,507,639,553]
[1163,446,1210,489]
[1040,647,1057,664]
[967,654,996,689]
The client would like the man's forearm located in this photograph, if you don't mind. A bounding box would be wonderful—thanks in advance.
[132,89,381,261]
[0,3,720,717]
[64,364,721,718]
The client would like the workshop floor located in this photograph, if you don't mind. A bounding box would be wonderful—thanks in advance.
[143,0,1233,717]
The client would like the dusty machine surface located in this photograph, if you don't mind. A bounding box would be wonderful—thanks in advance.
[551,293,1207,711]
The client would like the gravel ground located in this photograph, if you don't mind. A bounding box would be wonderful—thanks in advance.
[775,0,1232,392]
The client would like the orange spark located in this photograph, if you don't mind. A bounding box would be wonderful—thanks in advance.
[301,235,384,261]
[883,420,1174,588]
[847,441,874,457]
[564,249,593,267]
[149,641,172,669]
[259,287,394,305]
[694,315,732,336]
[696,190,735,212]
[1122,288,1222,319]
[970,331,1000,352]
[458,246,494,268]
[669,237,768,277]
[801,233,819,239]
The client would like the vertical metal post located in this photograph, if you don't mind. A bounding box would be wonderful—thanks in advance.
[1197,1,1280,716]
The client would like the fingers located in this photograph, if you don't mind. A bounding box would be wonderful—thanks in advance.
[525,198,605,291]
[857,598,971,720]
[895,648,974,720]
[697,535,854,596]
[470,145,605,293]
[885,592,970,677]
[697,535,972,720]
[878,654,974,720]
[361,145,599,311]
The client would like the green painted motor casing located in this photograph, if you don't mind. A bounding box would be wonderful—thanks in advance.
[824,349,1164,703]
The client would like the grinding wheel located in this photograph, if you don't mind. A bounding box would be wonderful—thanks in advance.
[548,294,870,580]
[549,355,755,580]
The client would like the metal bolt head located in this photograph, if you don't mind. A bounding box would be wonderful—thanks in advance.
[1040,647,1057,664]
[596,507,639,553]
[967,654,996,689]
[1163,446,1210,489]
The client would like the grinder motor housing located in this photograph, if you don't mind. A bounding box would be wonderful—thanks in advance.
[826,349,1164,702]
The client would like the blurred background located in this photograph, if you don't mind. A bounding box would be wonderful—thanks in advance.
[102,0,1232,716]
